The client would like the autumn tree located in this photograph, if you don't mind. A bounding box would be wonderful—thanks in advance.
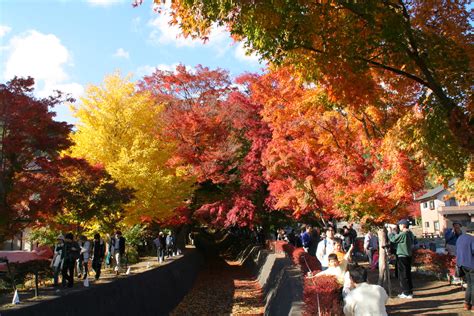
[52,156,134,234]
[70,74,195,223]
[160,0,472,179]
[248,68,426,225]
[140,65,272,227]
[0,77,72,240]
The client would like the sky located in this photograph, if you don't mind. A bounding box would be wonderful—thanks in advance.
[0,0,264,124]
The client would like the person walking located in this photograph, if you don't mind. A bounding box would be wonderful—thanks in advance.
[342,226,353,252]
[61,233,80,288]
[51,234,64,287]
[456,223,474,311]
[310,226,320,256]
[343,266,388,316]
[316,227,336,270]
[154,232,165,263]
[79,235,91,280]
[364,231,378,267]
[106,232,115,269]
[166,232,174,258]
[388,219,415,299]
[113,230,126,275]
[301,225,312,253]
[76,236,84,278]
[92,233,105,280]
[445,221,462,256]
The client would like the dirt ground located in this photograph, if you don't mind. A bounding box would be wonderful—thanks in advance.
[364,267,468,315]
[386,275,467,315]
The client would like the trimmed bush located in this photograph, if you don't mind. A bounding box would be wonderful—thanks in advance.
[279,242,342,315]
[412,248,454,277]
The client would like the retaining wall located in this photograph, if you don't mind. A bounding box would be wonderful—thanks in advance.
[2,249,203,316]
[242,245,304,316]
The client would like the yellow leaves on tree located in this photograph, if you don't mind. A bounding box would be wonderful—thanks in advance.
[69,74,194,223]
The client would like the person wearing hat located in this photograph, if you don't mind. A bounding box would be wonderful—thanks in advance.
[445,221,462,256]
[51,234,64,287]
[456,223,474,311]
[388,219,415,299]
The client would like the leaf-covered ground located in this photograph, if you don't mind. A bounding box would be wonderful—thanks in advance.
[171,257,264,315]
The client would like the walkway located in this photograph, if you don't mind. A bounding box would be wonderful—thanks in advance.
[367,270,467,315]
[170,256,264,315]
[0,254,182,311]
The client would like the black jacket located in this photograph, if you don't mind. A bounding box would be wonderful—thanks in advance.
[93,239,106,260]
[117,236,126,255]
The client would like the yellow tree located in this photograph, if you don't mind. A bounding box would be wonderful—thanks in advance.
[69,74,194,223]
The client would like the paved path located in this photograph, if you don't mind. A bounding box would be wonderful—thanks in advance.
[0,254,182,311]
[380,272,467,315]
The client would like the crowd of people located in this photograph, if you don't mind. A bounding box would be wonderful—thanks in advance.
[152,231,180,263]
[50,231,126,288]
[272,219,423,315]
[46,219,473,313]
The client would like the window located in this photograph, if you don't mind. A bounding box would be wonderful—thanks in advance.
[446,198,456,206]
[425,222,430,228]
[434,221,440,231]
[429,200,435,210]
[423,202,427,209]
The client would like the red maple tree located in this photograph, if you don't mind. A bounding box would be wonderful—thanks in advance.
[0,77,72,240]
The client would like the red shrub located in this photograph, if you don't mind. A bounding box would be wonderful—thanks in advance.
[276,241,342,315]
[304,275,343,316]
[274,240,287,253]
[412,249,454,275]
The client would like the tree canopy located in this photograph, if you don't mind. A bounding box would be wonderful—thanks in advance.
[163,0,472,179]
[70,74,195,223]
[0,77,72,240]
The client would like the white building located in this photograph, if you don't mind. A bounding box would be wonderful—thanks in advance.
[416,180,474,237]
[1,228,34,251]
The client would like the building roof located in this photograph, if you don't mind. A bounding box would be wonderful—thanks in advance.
[415,179,456,201]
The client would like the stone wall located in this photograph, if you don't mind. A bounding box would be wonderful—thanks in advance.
[241,245,304,316]
[2,249,203,316]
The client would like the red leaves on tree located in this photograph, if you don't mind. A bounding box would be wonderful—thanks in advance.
[140,65,271,228]
[0,77,72,239]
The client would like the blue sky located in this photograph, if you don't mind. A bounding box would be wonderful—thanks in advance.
[0,0,264,124]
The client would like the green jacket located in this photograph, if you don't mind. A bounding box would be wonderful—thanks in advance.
[389,230,414,257]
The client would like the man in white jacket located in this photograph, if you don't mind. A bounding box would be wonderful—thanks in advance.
[316,227,335,270]
[343,266,388,316]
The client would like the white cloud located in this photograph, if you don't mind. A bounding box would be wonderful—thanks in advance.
[2,30,83,122]
[155,63,180,72]
[136,65,157,77]
[0,25,12,38]
[148,11,230,53]
[87,0,124,6]
[234,42,261,65]
[113,48,130,59]
[38,82,85,100]
[4,30,72,84]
